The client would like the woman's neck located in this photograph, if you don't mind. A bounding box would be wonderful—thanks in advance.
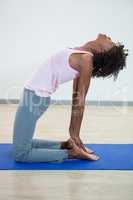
[73,41,97,54]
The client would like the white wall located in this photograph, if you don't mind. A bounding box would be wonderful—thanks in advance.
[0,0,132,101]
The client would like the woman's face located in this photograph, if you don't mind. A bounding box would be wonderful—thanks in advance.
[96,33,115,52]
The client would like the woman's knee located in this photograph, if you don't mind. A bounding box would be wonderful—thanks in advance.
[13,152,26,162]
[12,145,30,162]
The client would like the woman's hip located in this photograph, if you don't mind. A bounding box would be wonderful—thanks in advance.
[18,88,51,117]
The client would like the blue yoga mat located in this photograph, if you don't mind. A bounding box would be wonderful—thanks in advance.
[0,143,133,170]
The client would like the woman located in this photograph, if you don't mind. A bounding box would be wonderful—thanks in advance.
[12,33,128,163]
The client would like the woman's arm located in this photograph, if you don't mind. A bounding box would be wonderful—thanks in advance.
[69,54,93,139]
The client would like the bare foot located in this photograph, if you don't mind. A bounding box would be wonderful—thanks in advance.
[67,138,100,161]
[61,138,94,154]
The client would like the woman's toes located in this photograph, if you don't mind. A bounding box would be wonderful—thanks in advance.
[87,153,100,161]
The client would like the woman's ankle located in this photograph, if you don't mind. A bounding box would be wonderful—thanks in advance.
[60,141,66,149]
[60,141,73,150]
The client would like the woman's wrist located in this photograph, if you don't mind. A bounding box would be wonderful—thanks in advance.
[70,135,82,143]
[70,134,80,140]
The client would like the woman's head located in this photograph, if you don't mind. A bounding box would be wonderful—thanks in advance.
[94,33,115,53]
[84,33,128,81]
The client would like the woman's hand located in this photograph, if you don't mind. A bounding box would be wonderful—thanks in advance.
[70,136,94,154]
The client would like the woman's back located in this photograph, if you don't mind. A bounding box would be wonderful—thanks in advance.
[24,47,93,97]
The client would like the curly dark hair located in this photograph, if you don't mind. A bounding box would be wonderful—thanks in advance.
[92,42,128,81]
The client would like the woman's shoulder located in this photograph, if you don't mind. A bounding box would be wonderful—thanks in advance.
[79,53,94,72]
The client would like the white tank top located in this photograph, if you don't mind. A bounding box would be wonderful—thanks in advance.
[24,47,93,97]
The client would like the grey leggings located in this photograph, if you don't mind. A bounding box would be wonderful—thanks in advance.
[12,88,69,163]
